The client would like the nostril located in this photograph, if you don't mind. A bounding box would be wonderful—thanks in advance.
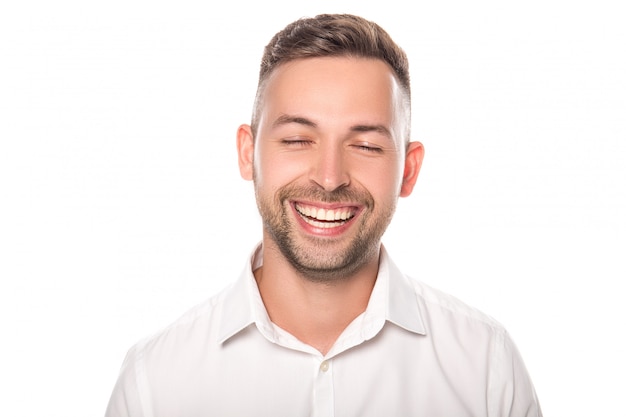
[310,176,350,192]
[310,168,350,192]
[307,147,351,191]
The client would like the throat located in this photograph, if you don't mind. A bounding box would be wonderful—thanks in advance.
[254,264,377,355]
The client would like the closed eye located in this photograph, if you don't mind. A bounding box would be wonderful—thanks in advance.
[281,138,313,147]
[352,144,384,153]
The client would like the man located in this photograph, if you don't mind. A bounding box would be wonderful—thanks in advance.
[106,14,542,416]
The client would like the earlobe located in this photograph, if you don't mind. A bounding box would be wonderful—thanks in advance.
[400,141,424,197]
[237,124,255,181]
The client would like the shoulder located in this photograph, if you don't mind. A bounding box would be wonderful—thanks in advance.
[407,276,542,415]
[381,247,507,337]
[404,275,533,384]
[105,282,247,416]
[407,275,509,336]
[123,283,234,364]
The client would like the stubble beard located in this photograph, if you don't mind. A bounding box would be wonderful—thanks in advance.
[255,182,396,283]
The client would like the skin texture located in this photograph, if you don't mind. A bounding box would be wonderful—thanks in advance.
[237,57,424,354]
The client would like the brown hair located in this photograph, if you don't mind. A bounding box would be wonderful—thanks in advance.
[251,14,411,136]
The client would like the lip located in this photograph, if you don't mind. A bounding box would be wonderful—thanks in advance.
[290,200,362,237]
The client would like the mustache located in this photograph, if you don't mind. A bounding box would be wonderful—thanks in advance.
[276,183,374,206]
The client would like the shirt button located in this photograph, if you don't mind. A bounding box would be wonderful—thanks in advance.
[320,360,330,372]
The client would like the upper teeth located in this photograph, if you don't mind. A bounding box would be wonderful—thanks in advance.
[295,203,355,221]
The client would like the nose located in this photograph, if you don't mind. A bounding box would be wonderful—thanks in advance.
[309,143,350,191]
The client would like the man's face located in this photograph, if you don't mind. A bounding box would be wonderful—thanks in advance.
[238,57,422,282]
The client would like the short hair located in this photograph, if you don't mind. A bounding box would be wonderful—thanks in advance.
[251,14,411,137]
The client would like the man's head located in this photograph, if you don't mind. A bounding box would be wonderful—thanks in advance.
[237,14,423,282]
[251,14,411,138]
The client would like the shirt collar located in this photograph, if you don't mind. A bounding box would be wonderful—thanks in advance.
[217,243,425,344]
[217,244,265,344]
[375,245,426,335]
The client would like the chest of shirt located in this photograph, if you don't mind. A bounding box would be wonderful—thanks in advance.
[142,323,493,417]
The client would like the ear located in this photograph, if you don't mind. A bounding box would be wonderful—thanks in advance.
[236,124,255,181]
[400,141,424,197]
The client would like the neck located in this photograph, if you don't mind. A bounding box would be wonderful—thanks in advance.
[254,240,380,355]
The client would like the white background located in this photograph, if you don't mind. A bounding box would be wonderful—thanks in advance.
[1,0,624,416]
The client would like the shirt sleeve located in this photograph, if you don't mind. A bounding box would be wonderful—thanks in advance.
[488,330,543,417]
[104,347,147,417]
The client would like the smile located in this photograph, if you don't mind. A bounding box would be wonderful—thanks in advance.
[294,202,357,229]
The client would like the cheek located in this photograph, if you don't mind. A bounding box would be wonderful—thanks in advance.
[353,158,404,197]
[253,150,306,190]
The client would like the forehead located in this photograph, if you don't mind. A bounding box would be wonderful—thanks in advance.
[257,57,406,134]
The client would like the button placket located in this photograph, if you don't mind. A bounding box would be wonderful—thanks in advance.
[312,358,334,417]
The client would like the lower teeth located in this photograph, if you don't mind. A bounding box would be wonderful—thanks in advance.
[301,215,347,229]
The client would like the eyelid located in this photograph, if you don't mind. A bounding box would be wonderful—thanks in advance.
[352,142,384,153]
[280,136,313,146]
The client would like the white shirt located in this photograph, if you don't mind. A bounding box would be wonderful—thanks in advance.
[105,245,542,417]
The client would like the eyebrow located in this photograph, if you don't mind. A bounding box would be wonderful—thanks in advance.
[272,114,392,138]
[272,114,317,129]
[350,124,392,138]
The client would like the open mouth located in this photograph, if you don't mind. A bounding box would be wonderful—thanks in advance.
[294,202,357,229]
